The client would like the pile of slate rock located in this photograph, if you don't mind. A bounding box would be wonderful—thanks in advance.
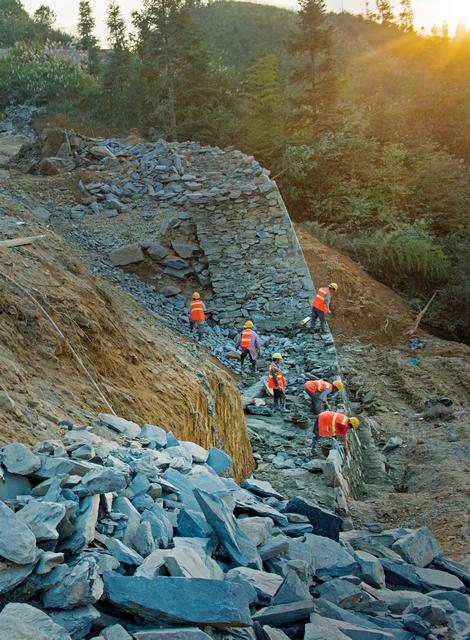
[0,412,469,640]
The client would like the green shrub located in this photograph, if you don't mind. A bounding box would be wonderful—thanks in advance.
[0,43,95,106]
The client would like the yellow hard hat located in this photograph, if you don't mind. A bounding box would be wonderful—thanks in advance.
[333,380,344,391]
[272,353,283,360]
[192,292,201,299]
[349,416,360,429]
[329,282,338,291]
[244,321,254,328]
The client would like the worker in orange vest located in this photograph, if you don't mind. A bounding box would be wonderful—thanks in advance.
[312,410,360,456]
[305,379,344,414]
[235,321,262,373]
[188,292,206,340]
[310,283,338,334]
[267,353,287,412]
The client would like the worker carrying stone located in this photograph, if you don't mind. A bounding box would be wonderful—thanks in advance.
[188,292,206,339]
[310,282,338,334]
[267,353,287,412]
[235,321,262,373]
[305,379,344,414]
[312,410,360,456]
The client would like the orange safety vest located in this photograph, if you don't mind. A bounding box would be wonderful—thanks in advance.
[318,411,349,437]
[240,328,253,349]
[306,380,333,395]
[312,287,330,313]
[189,300,205,321]
[268,363,287,390]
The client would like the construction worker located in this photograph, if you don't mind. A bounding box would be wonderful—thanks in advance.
[305,379,344,414]
[235,321,262,373]
[268,353,287,412]
[310,283,338,334]
[312,410,360,456]
[188,292,206,339]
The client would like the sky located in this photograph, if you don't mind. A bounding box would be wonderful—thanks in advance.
[22,0,469,45]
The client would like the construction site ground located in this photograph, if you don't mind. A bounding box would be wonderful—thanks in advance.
[0,131,468,564]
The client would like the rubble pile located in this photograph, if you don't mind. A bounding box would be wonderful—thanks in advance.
[0,414,469,640]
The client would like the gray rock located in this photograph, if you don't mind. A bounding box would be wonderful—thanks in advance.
[141,424,168,447]
[51,606,100,640]
[402,613,431,636]
[98,413,141,438]
[316,578,363,608]
[206,447,232,474]
[33,206,51,222]
[180,440,209,463]
[252,599,315,626]
[160,286,182,297]
[391,527,440,567]
[226,567,283,602]
[171,241,200,258]
[261,628,291,640]
[70,444,95,461]
[36,551,64,574]
[1,443,41,475]
[258,535,289,561]
[382,436,403,453]
[161,256,190,270]
[102,536,144,565]
[147,243,169,259]
[163,546,222,579]
[109,244,145,267]
[355,550,386,588]
[237,516,274,546]
[0,469,32,500]
[304,534,358,578]
[101,624,133,640]
[0,560,37,594]
[240,478,283,500]
[34,455,74,479]
[42,557,103,609]
[133,521,156,557]
[133,629,212,640]
[0,603,71,640]
[113,496,141,546]
[0,500,37,564]
[134,550,165,579]
[271,569,311,605]
[104,574,253,626]
[381,558,465,592]
[449,610,470,638]
[194,488,262,569]
[141,502,173,548]
[432,556,470,585]
[306,615,394,640]
[17,500,66,541]
[75,467,127,496]
[60,494,99,553]
[284,496,342,540]
[233,489,288,527]
[428,589,470,612]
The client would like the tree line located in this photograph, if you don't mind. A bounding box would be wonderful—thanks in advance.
[0,0,469,343]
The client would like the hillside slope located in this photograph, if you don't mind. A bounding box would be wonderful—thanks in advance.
[0,192,254,481]
[298,224,470,562]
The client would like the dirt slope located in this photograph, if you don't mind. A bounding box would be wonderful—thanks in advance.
[298,224,470,562]
[0,192,254,481]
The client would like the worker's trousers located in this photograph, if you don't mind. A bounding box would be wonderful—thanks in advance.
[240,349,257,372]
[311,416,319,454]
[273,389,285,411]
[306,391,324,415]
[310,308,327,333]
[190,320,206,340]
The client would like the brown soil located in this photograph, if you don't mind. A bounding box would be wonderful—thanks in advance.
[297,224,470,563]
[0,190,254,481]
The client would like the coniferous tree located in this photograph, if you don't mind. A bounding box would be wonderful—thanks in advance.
[77,0,99,73]
[288,0,337,139]
[239,53,285,166]
[399,0,414,33]
[33,5,56,29]
[133,0,234,141]
[375,0,395,25]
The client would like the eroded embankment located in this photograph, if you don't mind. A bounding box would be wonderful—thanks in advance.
[0,192,254,481]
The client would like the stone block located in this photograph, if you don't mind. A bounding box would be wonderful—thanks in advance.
[109,245,145,267]
[0,500,37,565]
[252,599,315,626]
[391,527,440,567]
[0,603,71,640]
[42,557,103,609]
[226,567,283,602]
[98,413,141,437]
[206,447,232,474]
[1,443,41,474]
[17,500,66,541]
[285,496,342,541]
[303,534,358,578]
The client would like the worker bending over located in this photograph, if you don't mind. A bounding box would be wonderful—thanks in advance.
[312,410,360,456]
[305,379,343,414]
[268,353,287,412]
[235,321,262,373]
[189,292,206,339]
[310,282,338,334]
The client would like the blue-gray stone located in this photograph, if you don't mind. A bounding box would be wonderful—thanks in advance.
[252,599,315,626]
[271,569,310,605]
[133,521,156,557]
[304,533,358,578]
[317,578,363,608]
[240,478,283,500]
[391,527,440,567]
[402,613,431,635]
[17,501,66,541]
[103,574,253,626]
[0,560,37,595]
[132,628,212,640]
[355,550,386,588]
[194,488,261,569]
[141,424,168,448]
[102,624,133,640]
[176,509,214,540]
[432,557,470,586]
[113,496,141,546]
[284,496,342,540]
[428,589,470,612]
[233,489,289,527]
[0,443,41,475]
[74,467,127,497]
[102,536,144,565]
[50,605,100,640]
[381,558,465,592]
[206,447,232,474]
[0,469,32,500]
[42,558,103,609]
[0,603,71,640]
[162,468,200,511]
[141,502,173,548]
[59,495,99,553]
[0,500,37,565]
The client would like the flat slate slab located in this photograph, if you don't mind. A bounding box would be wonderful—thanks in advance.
[0,500,37,565]
[252,599,315,626]
[284,496,342,541]
[0,603,71,640]
[104,574,253,627]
